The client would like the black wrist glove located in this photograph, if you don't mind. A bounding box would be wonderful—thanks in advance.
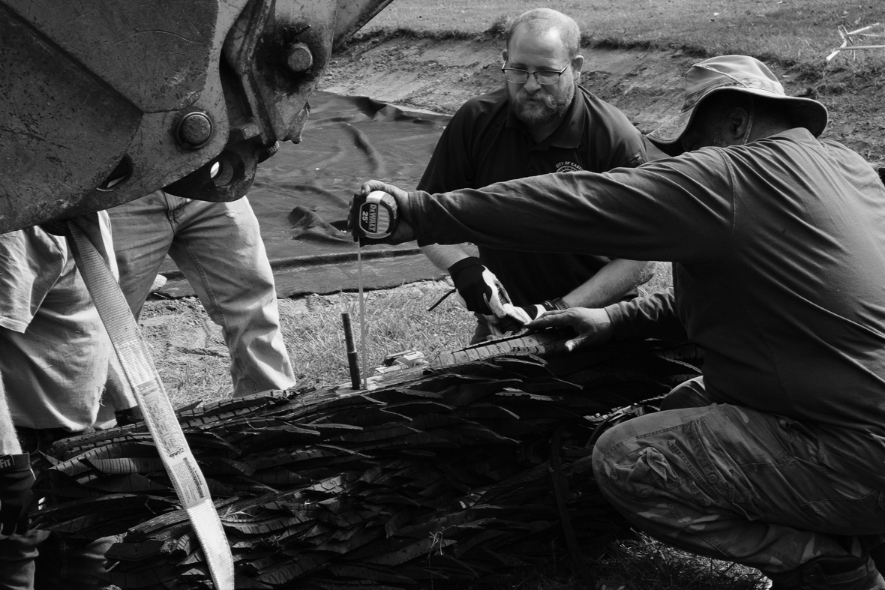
[0,454,34,537]
[448,257,506,315]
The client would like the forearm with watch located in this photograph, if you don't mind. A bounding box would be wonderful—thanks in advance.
[504,259,656,326]
[507,260,656,326]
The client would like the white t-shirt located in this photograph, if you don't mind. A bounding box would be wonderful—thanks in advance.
[0,213,116,431]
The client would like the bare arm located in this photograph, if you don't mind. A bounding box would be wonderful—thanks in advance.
[421,243,473,271]
[0,378,22,455]
[560,259,656,308]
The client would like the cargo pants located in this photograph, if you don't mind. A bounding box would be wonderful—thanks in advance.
[592,378,885,576]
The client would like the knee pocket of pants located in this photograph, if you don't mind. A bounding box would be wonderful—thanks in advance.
[603,446,682,496]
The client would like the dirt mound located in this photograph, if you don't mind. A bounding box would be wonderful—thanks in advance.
[323,35,884,165]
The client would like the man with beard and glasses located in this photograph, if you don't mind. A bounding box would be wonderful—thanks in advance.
[417,8,656,343]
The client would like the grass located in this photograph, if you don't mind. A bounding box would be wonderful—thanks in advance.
[156,271,675,400]
[278,280,475,388]
[362,0,885,75]
[278,268,674,390]
[587,534,768,590]
[146,281,476,406]
[152,268,674,406]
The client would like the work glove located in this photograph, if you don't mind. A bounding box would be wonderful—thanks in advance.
[448,257,510,316]
[0,453,35,538]
[348,181,416,245]
[448,257,536,334]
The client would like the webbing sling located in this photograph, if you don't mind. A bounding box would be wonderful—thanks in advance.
[66,214,234,590]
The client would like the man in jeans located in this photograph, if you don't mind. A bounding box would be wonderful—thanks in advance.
[107,191,296,397]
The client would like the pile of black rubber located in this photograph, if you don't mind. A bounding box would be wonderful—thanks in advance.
[34,335,702,589]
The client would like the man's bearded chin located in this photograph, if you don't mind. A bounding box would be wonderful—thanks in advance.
[510,89,571,126]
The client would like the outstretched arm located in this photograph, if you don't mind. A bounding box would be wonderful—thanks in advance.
[526,288,687,352]
[355,148,735,263]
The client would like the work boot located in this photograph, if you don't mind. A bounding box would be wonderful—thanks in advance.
[767,555,885,590]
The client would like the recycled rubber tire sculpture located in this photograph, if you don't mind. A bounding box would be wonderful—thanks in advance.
[34,329,703,589]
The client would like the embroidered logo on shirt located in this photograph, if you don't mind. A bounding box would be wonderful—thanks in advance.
[556,161,583,173]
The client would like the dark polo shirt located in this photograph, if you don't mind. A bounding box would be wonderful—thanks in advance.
[418,86,647,305]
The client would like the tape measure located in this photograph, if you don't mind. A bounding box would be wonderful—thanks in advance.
[357,190,398,240]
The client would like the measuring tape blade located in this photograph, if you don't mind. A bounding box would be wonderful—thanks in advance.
[357,240,367,388]
[67,215,234,590]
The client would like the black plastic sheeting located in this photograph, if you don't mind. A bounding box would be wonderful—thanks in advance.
[158,92,473,298]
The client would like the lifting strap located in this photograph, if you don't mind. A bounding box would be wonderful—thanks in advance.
[67,213,234,590]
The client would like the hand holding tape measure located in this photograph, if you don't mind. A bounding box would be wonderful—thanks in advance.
[349,181,415,244]
[348,184,540,338]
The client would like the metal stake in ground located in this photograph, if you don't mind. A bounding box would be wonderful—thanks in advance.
[342,312,361,389]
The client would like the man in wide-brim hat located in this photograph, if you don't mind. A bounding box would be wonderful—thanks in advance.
[353,54,885,589]
[646,54,828,154]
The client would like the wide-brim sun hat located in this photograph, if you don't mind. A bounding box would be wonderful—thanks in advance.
[647,55,828,155]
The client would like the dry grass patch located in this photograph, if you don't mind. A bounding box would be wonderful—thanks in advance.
[152,269,674,407]
[279,280,476,388]
[451,533,768,590]
[588,534,768,590]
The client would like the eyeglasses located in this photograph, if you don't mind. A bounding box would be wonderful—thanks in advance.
[501,63,570,86]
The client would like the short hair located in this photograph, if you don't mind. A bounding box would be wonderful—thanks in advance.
[505,8,581,60]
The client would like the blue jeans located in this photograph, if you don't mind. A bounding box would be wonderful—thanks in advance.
[107,191,296,396]
[593,380,885,577]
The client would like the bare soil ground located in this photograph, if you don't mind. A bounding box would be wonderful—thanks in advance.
[323,35,884,162]
[145,34,884,404]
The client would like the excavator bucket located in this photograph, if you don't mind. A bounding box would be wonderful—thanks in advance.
[0,0,393,234]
